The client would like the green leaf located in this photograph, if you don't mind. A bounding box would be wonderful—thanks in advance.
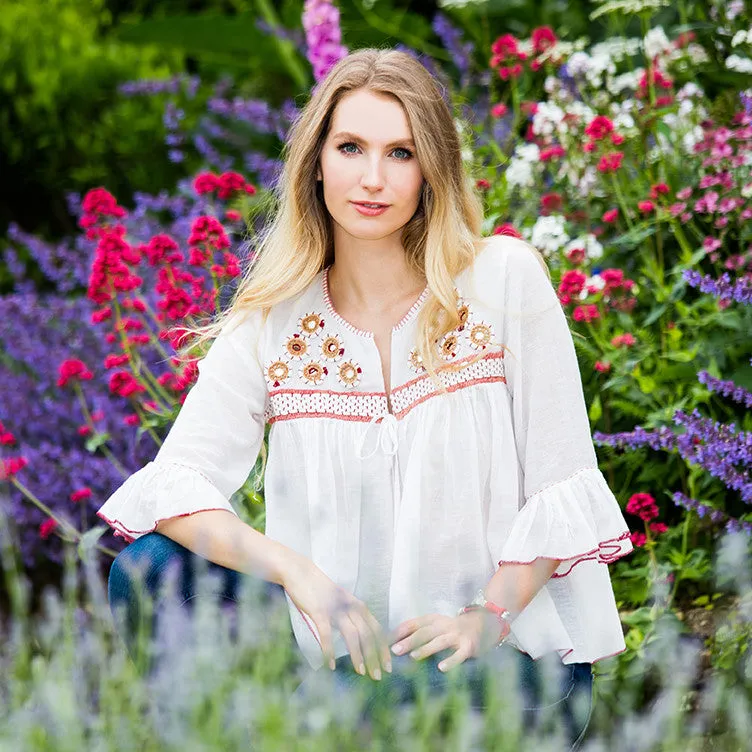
[589,394,602,422]
[77,526,107,560]
[84,432,110,453]
[643,302,668,326]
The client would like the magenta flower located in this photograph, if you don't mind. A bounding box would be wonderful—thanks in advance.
[302,0,348,82]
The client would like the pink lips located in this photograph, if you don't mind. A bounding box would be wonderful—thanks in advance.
[352,201,389,216]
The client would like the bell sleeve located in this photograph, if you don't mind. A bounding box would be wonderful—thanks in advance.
[485,236,633,577]
[96,309,268,543]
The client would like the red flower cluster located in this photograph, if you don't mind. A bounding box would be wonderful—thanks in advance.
[78,188,127,241]
[192,171,257,200]
[492,223,522,239]
[611,332,636,348]
[0,456,28,481]
[70,487,92,503]
[596,152,624,173]
[626,492,659,521]
[0,419,16,446]
[39,518,58,540]
[58,359,94,388]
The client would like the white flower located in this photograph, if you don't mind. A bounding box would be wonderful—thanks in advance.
[565,52,593,77]
[726,55,752,74]
[677,82,703,100]
[644,26,671,58]
[608,70,642,95]
[576,166,599,198]
[530,215,569,255]
[686,44,710,64]
[731,30,750,47]
[613,111,635,130]
[532,102,565,137]
[578,274,606,299]
[590,36,642,61]
[683,126,704,154]
[566,234,603,261]
[505,159,534,188]
[728,0,744,19]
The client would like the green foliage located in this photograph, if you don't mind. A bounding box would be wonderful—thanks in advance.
[0,0,185,239]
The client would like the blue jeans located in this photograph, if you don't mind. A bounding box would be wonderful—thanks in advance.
[108,532,593,749]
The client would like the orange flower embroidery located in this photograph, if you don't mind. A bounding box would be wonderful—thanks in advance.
[337,360,361,388]
[299,313,324,337]
[266,360,290,388]
[300,361,328,385]
[408,347,426,374]
[321,334,345,361]
[457,302,470,330]
[468,322,493,350]
[439,332,459,360]
[285,333,308,360]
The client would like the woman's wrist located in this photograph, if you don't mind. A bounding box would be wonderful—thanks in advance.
[457,608,509,650]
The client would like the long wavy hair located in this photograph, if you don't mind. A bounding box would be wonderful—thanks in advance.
[175,47,549,384]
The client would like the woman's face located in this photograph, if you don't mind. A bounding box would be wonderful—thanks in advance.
[317,89,425,243]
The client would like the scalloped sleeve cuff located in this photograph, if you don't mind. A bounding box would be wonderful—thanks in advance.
[96,460,239,543]
[495,466,633,577]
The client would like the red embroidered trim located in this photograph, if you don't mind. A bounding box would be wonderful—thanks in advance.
[392,375,506,420]
[497,531,633,578]
[96,506,236,538]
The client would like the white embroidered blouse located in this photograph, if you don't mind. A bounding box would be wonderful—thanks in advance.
[97,234,633,669]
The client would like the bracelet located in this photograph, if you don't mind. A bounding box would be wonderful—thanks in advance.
[457,589,513,648]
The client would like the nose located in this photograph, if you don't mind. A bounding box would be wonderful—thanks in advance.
[360,156,385,190]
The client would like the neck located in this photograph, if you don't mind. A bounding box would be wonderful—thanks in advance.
[328,240,426,316]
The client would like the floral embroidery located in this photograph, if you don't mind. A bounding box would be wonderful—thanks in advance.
[408,347,426,374]
[321,334,345,361]
[299,313,324,337]
[468,321,494,350]
[300,362,328,385]
[457,301,470,330]
[285,333,308,360]
[337,360,362,388]
[266,360,290,388]
[438,332,459,360]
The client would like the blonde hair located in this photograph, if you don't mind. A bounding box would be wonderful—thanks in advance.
[173,47,549,386]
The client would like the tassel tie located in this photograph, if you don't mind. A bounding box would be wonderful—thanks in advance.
[355,412,402,507]
[355,412,399,459]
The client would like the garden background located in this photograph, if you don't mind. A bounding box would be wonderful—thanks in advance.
[1,0,751,748]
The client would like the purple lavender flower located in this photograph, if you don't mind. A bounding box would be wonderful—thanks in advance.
[683,269,752,305]
[432,13,474,89]
[698,370,752,409]
[302,0,348,82]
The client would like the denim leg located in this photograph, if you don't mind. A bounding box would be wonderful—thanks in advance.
[292,647,592,748]
[107,531,289,671]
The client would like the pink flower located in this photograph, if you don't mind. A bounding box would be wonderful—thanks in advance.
[539,145,565,161]
[638,200,655,213]
[541,192,563,213]
[39,518,58,540]
[602,208,619,223]
[58,359,94,388]
[572,304,600,322]
[611,332,636,347]
[594,360,611,373]
[491,103,508,118]
[650,522,668,534]
[71,488,93,503]
[531,26,557,54]
[585,116,615,140]
[0,456,28,481]
[626,492,658,522]
[192,172,220,195]
[597,152,624,173]
[703,237,722,252]
[493,223,522,238]
[649,182,670,199]
[303,0,348,82]
[694,191,719,213]
[476,179,491,190]
[676,187,692,200]
[630,531,647,547]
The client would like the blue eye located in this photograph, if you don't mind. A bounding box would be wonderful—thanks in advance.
[336,142,413,160]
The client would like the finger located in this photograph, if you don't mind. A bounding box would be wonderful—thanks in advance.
[393,623,441,656]
[336,612,366,676]
[388,617,424,645]
[348,609,382,680]
[409,632,456,661]
[437,643,472,673]
[315,616,336,670]
[362,609,393,673]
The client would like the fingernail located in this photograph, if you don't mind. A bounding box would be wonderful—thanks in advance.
[330,659,336,671]
[392,644,403,654]
[359,662,365,675]
[374,669,382,681]
[385,662,392,673]
[438,662,446,672]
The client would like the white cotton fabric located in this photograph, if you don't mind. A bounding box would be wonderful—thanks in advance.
[98,234,633,669]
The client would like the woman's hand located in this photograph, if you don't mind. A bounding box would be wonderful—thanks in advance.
[390,611,506,672]
[280,550,392,680]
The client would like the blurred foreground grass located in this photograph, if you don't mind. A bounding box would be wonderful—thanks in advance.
[1,509,751,751]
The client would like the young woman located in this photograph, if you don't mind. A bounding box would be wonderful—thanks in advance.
[98,48,633,747]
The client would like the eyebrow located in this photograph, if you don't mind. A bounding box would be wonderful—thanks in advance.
[330,131,415,148]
